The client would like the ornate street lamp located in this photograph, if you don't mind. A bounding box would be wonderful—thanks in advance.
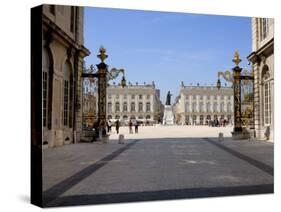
[216,51,254,139]
[81,46,126,139]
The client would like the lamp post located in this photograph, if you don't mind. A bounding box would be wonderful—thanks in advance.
[81,46,126,139]
[217,51,254,139]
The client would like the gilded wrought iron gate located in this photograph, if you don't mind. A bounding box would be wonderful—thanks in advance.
[240,70,254,129]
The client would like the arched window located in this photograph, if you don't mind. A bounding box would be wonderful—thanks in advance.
[115,115,120,120]
[123,115,128,120]
[131,102,135,112]
[115,102,120,112]
[262,65,271,125]
[123,102,128,112]
[139,102,143,112]
[63,62,72,127]
[108,115,112,119]
[146,115,151,119]
[108,102,112,113]
[139,115,144,119]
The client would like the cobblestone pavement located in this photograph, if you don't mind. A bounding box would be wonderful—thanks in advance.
[42,126,273,207]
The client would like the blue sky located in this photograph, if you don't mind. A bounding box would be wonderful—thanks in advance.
[84,7,251,103]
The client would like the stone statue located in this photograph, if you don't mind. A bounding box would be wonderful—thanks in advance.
[166,91,172,105]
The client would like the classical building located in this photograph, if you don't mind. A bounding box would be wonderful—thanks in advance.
[105,82,163,125]
[173,83,234,125]
[42,5,90,147]
[247,18,274,141]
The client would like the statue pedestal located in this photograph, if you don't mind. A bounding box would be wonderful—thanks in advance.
[162,105,174,125]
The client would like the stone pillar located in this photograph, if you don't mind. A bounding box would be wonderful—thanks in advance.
[253,63,261,138]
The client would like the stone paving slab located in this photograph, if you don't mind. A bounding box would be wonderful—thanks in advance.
[42,126,273,207]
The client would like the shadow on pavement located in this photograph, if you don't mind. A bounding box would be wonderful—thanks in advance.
[47,183,273,207]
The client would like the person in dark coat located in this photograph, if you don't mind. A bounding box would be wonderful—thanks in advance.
[129,119,133,134]
[134,121,139,133]
[115,120,120,134]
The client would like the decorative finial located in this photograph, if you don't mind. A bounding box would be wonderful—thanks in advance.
[232,50,241,66]
[97,46,108,62]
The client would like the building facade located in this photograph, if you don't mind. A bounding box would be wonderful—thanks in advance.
[42,5,90,147]
[105,82,163,125]
[247,18,274,141]
[173,83,234,125]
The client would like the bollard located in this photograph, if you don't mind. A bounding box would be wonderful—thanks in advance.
[218,132,224,142]
[118,134,125,144]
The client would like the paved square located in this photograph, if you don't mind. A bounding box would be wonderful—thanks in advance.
[42,126,273,207]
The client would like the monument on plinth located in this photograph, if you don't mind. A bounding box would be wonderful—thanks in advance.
[163,91,174,125]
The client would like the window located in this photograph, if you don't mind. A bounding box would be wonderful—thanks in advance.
[192,115,197,124]
[146,94,150,99]
[185,115,190,124]
[193,95,196,100]
[115,115,120,120]
[131,94,135,99]
[43,70,48,127]
[108,102,112,113]
[220,103,224,112]
[123,115,128,120]
[200,115,204,125]
[192,102,197,112]
[262,66,271,125]
[199,102,204,112]
[108,94,112,99]
[200,96,203,100]
[139,94,142,99]
[185,103,189,112]
[70,7,75,33]
[260,18,269,41]
[43,48,50,127]
[63,62,72,126]
[146,115,151,119]
[116,94,119,99]
[213,96,217,100]
[206,102,211,112]
[131,102,135,112]
[207,95,210,100]
[227,102,232,112]
[139,102,143,112]
[123,102,128,112]
[108,115,112,119]
[146,102,151,112]
[124,94,127,99]
[213,102,217,112]
[115,102,120,112]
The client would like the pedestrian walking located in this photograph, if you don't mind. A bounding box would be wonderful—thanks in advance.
[115,120,120,134]
[129,119,133,134]
[107,120,112,132]
[134,121,139,133]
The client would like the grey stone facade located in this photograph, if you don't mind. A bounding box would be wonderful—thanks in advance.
[42,5,90,147]
[248,18,274,141]
[174,83,234,125]
[104,82,163,124]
